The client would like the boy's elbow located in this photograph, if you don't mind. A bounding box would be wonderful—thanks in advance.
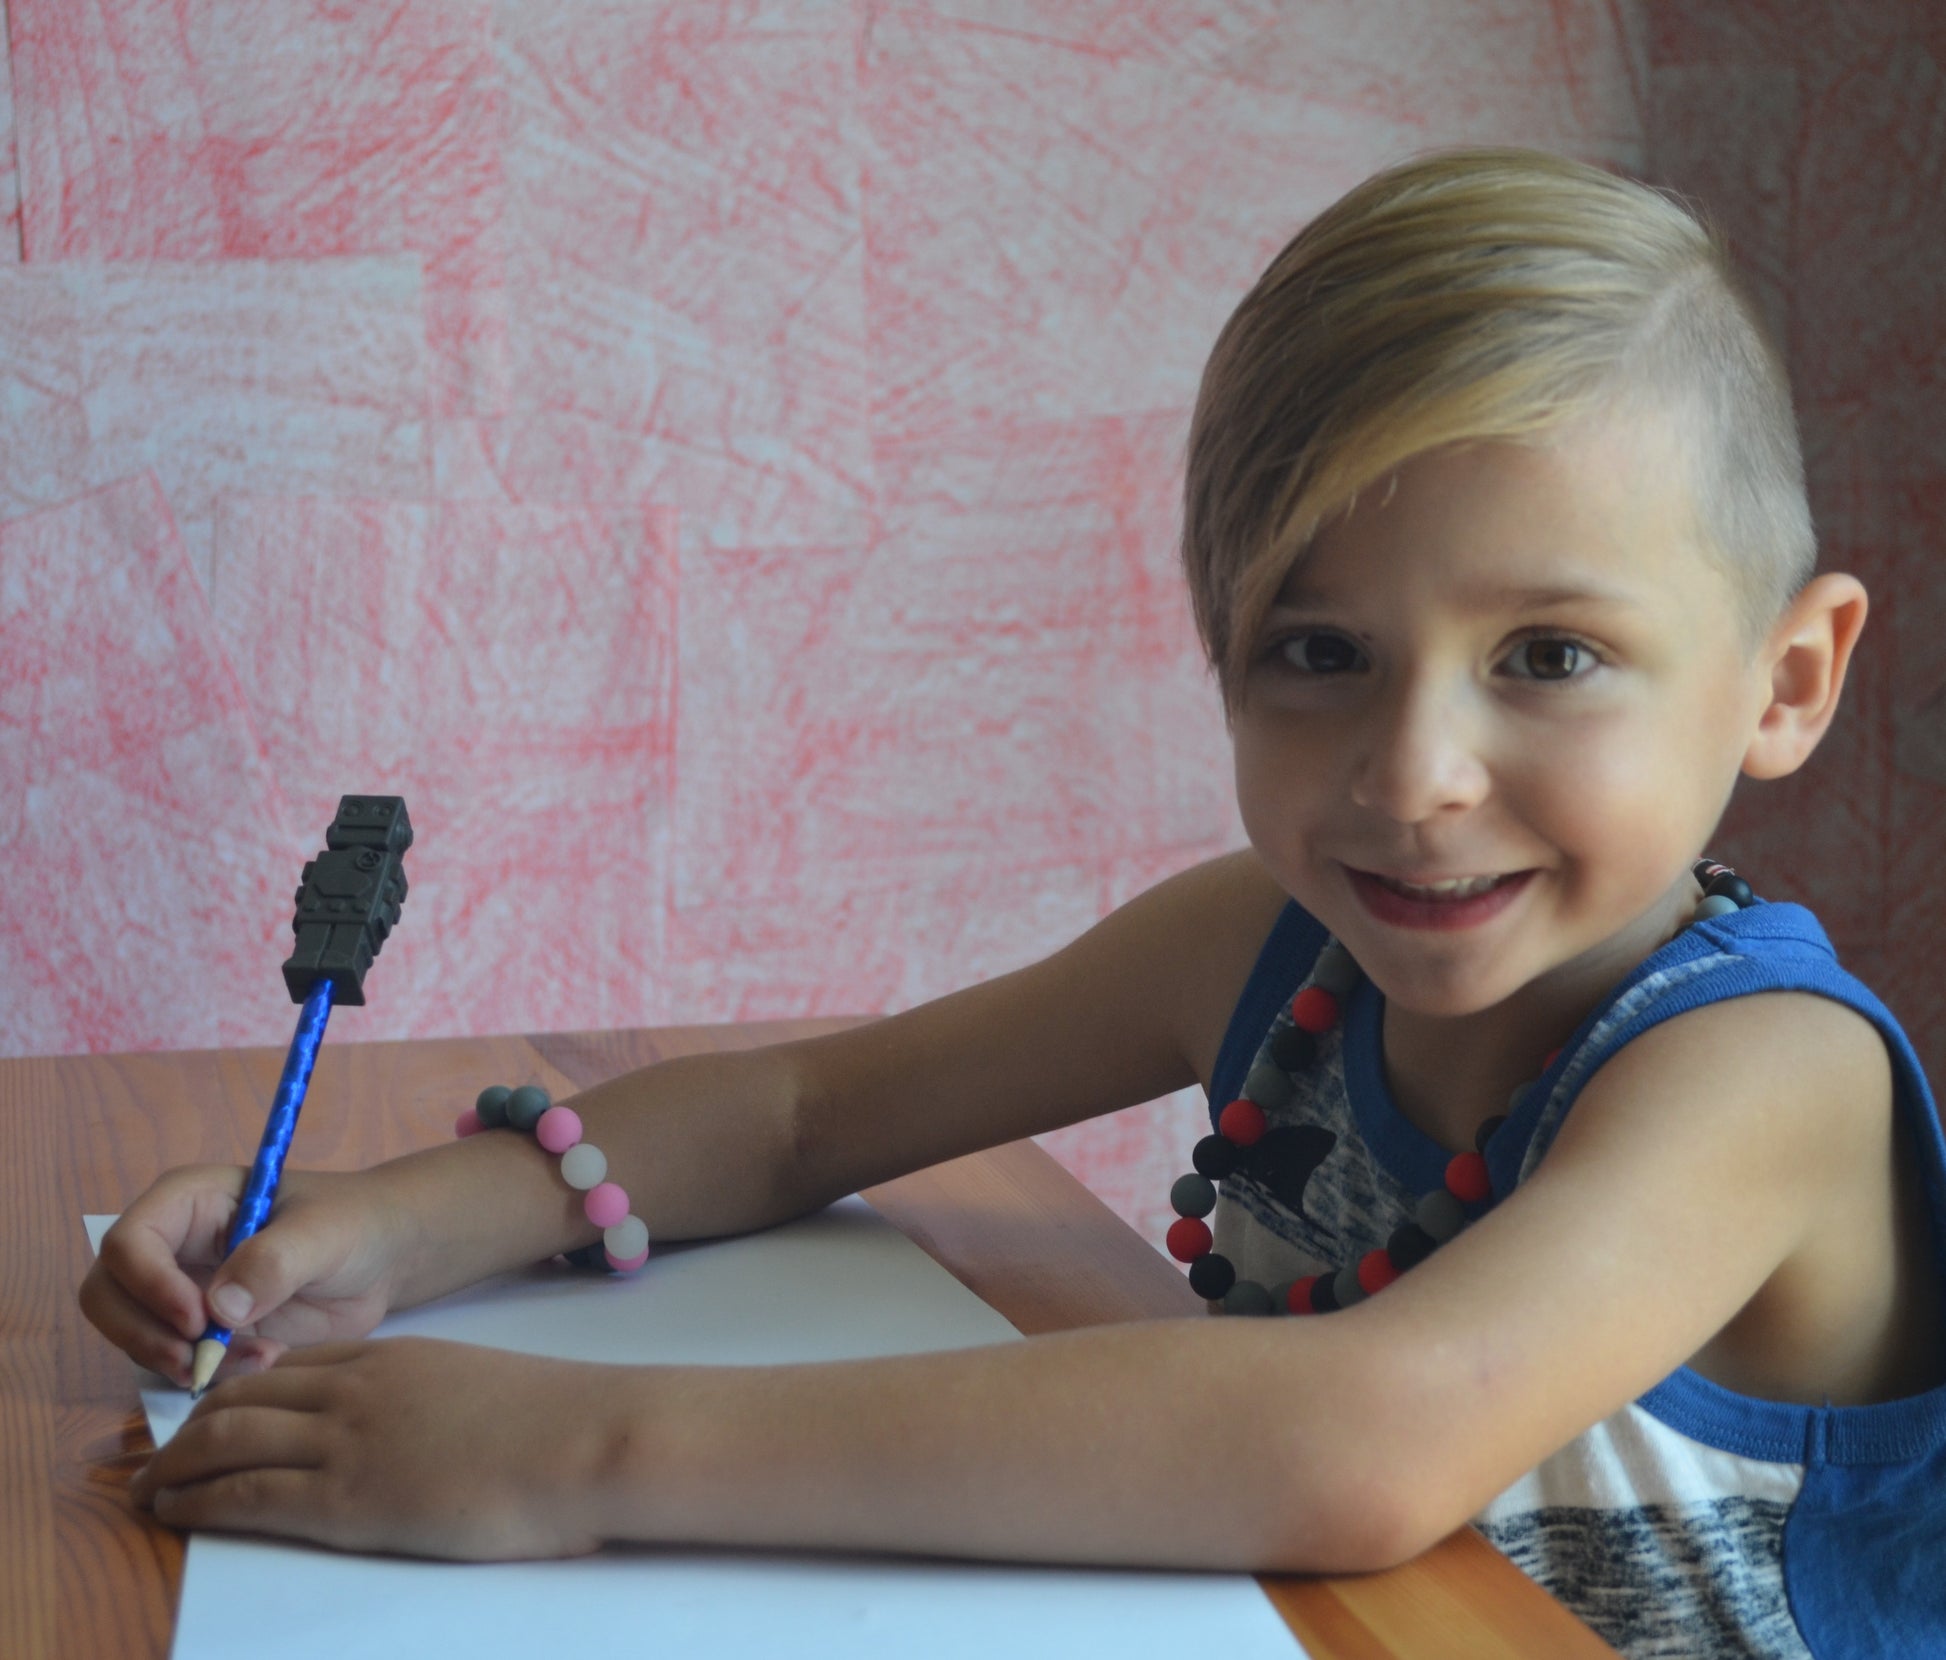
[1344,1486,1465,1573]
[1263,1474,1455,1577]
[1297,1501,1475,1583]
[1247,1379,1479,1575]
[1237,1486,1424,1572]
[1236,1442,1449,1576]
[1206,1318,1486,1575]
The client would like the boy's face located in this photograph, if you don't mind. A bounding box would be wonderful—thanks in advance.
[1231,410,1777,1021]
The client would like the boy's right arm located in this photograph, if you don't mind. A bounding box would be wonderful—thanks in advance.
[82,851,1290,1383]
[772,848,1290,1207]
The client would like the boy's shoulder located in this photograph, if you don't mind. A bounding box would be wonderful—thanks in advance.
[1543,959,1921,1404]
[1572,898,1896,1139]
[1557,901,1897,1210]
[1585,974,1887,1118]
[1135,847,1291,937]
[1089,850,1291,1091]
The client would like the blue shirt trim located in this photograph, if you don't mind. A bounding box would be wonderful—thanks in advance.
[1208,901,1325,1126]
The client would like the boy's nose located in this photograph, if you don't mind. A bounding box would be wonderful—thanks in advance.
[1347,679,1491,824]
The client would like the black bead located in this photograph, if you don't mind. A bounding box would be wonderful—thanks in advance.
[1308,1272,1340,1313]
[1192,1134,1240,1181]
[1386,1222,1436,1272]
[1474,1114,1508,1153]
[1705,871,1755,907]
[1188,1252,1237,1300]
[1270,1023,1317,1071]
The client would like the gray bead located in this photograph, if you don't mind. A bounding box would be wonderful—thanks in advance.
[1268,1282,1295,1313]
[1170,1173,1217,1220]
[475,1085,512,1128]
[1415,1188,1466,1243]
[1243,1062,1295,1109]
[1310,943,1361,998]
[506,1084,552,1131]
[1222,1280,1275,1316]
[1332,1263,1367,1307]
[1692,893,1740,921]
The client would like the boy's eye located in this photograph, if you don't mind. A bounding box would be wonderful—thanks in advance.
[1503,637,1591,681]
[1278,631,1364,674]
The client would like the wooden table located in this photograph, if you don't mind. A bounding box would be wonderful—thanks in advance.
[1,1019,1615,1660]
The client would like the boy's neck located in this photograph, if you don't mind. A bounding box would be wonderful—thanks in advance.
[1377,875,1702,1152]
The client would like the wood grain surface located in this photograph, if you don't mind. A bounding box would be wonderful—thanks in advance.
[3,1022,1615,1660]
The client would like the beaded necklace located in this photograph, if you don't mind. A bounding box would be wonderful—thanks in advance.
[1167,858,1758,1315]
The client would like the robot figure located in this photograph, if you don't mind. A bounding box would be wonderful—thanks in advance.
[280,795,413,1006]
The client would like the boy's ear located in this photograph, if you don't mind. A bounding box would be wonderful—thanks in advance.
[1741,573,1869,781]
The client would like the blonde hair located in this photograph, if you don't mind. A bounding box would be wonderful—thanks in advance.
[1182,147,1815,708]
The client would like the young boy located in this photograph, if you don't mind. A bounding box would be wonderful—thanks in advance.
[86,149,1946,1658]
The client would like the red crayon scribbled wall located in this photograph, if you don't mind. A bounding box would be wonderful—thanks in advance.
[2,1,1937,1244]
[1647,0,1946,1103]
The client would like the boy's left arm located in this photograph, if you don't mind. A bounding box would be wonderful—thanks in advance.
[593,988,1884,1570]
[134,991,1884,1571]
[610,988,1882,1571]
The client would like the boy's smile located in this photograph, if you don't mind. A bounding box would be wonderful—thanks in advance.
[1231,407,1779,1034]
[1344,866,1535,931]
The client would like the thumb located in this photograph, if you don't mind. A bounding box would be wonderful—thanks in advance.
[206,1279,255,1327]
[205,1229,311,1329]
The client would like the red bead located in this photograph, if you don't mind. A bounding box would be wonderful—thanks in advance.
[1358,1248,1401,1294]
[1286,1275,1320,1315]
[1290,986,1340,1033]
[1166,1216,1213,1263]
[1445,1150,1491,1204]
[1217,1098,1267,1147]
[1543,1047,1562,1072]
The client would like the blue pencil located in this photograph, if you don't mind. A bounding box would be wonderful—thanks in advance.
[189,978,336,1398]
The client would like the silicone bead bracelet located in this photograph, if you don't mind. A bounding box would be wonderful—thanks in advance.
[455,1084,650,1272]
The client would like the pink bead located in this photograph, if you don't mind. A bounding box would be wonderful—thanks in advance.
[605,1245,651,1273]
[584,1182,629,1230]
[536,1105,583,1154]
[454,1106,482,1138]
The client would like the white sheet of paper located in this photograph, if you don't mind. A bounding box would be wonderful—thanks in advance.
[87,1203,1306,1659]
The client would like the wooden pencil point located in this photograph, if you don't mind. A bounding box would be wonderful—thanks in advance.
[189,1337,228,1398]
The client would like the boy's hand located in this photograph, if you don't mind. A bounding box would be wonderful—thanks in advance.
[80,1165,409,1390]
[129,1338,611,1560]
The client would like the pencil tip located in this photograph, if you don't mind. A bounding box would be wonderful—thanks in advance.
[188,1336,227,1398]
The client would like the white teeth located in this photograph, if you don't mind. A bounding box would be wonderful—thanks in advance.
[1377,873,1506,900]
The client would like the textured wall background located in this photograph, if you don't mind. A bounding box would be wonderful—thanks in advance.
[1646,1,1946,1106]
[1,1,1935,1246]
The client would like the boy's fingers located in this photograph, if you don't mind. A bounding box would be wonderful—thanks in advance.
[135,1404,326,1503]
[77,1269,195,1387]
[259,1339,373,1369]
[220,1334,290,1378]
[87,1221,208,1342]
[145,1468,327,1544]
[188,1360,342,1418]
